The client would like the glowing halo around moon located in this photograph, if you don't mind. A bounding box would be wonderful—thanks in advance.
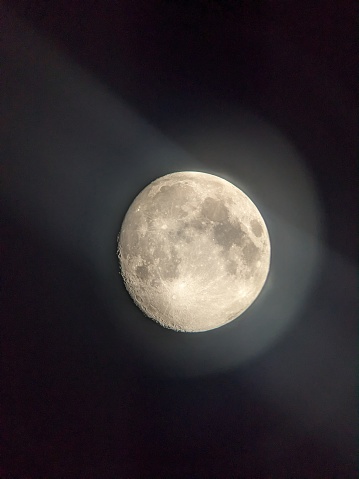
[117,171,271,332]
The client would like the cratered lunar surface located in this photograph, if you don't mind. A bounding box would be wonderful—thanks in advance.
[117,172,270,332]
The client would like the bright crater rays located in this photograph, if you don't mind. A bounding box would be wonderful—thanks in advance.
[117,171,271,332]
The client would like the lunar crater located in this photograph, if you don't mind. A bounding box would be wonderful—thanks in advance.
[250,219,263,237]
[135,264,149,280]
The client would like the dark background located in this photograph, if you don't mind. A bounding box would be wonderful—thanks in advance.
[0,1,357,478]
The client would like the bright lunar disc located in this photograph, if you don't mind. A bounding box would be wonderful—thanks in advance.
[117,172,271,332]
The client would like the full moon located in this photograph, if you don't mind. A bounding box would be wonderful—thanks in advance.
[117,172,270,332]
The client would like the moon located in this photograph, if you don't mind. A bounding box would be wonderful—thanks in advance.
[117,172,270,332]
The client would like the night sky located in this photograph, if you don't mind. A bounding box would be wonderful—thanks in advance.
[1,1,357,478]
